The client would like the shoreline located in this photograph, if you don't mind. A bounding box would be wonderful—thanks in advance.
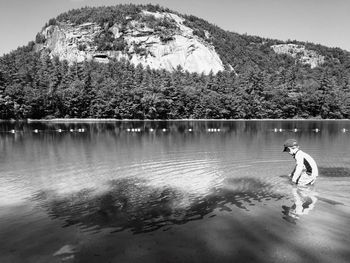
[0,118,349,123]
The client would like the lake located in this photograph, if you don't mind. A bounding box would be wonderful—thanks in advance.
[0,120,350,263]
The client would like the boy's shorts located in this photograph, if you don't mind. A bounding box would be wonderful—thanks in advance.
[297,171,316,186]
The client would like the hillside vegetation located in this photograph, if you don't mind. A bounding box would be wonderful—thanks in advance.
[0,4,350,119]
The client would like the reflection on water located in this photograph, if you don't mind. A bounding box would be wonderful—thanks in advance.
[318,167,350,177]
[1,119,350,136]
[1,120,350,263]
[282,186,318,224]
[31,177,284,234]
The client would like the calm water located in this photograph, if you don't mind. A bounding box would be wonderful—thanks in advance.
[0,120,350,263]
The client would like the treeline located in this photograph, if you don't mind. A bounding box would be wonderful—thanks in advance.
[1,45,349,120]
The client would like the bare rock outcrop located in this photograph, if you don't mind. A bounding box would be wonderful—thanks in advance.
[271,44,324,68]
[36,10,224,74]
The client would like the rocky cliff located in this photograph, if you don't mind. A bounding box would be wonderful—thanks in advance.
[36,10,224,74]
[271,44,325,68]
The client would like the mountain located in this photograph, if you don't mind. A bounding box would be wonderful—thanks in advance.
[33,5,331,74]
[0,4,350,120]
[36,9,224,74]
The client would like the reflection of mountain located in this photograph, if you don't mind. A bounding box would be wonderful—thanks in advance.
[31,177,284,234]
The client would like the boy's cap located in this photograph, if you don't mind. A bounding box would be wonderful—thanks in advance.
[283,139,298,152]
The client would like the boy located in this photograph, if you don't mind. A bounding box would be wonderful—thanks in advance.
[283,139,318,186]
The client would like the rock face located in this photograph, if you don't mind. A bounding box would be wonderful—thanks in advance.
[40,22,101,63]
[37,10,224,74]
[271,44,324,68]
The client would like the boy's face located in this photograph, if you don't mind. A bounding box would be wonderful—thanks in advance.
[286,146,299,155]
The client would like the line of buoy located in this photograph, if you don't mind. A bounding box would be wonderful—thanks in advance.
[127,128,141,132]
[3,127,348,134]
[125,128,197,132]
[207,128,221,132]
[125,128,172,132]
[271,128,332,133]
[273,128,283,132]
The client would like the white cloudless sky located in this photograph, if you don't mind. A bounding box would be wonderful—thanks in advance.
[0,0,349,56]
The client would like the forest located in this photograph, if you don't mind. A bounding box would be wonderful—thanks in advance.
[0,4,350,120]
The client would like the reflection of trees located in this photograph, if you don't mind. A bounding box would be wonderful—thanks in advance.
[318,167,350,177]
[2,121,349,138]
[31,177,284,234]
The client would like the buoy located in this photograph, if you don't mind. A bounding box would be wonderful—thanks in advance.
[34,129,39,133]
[217,129,221,132]
[162,128,166,132]
[188,129,192,132]
[293,128,298,132]
[279,128,283,132]
[315,128,320,133]
[57,129,62,133]
[10,129,15,133]
[342,128,348,133]
[149,128,154,132]
[70,129,74,132]
[274,128,278,132]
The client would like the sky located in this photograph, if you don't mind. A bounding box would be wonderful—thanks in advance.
[0,0,349,56]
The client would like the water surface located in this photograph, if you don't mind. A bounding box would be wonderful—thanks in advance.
[1,120,350,263]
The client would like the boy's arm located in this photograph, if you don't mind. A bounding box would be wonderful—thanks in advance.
[289,166,296,178]
[291,155,303,183]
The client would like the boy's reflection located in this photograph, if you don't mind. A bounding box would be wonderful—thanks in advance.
[282,186,318,224]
